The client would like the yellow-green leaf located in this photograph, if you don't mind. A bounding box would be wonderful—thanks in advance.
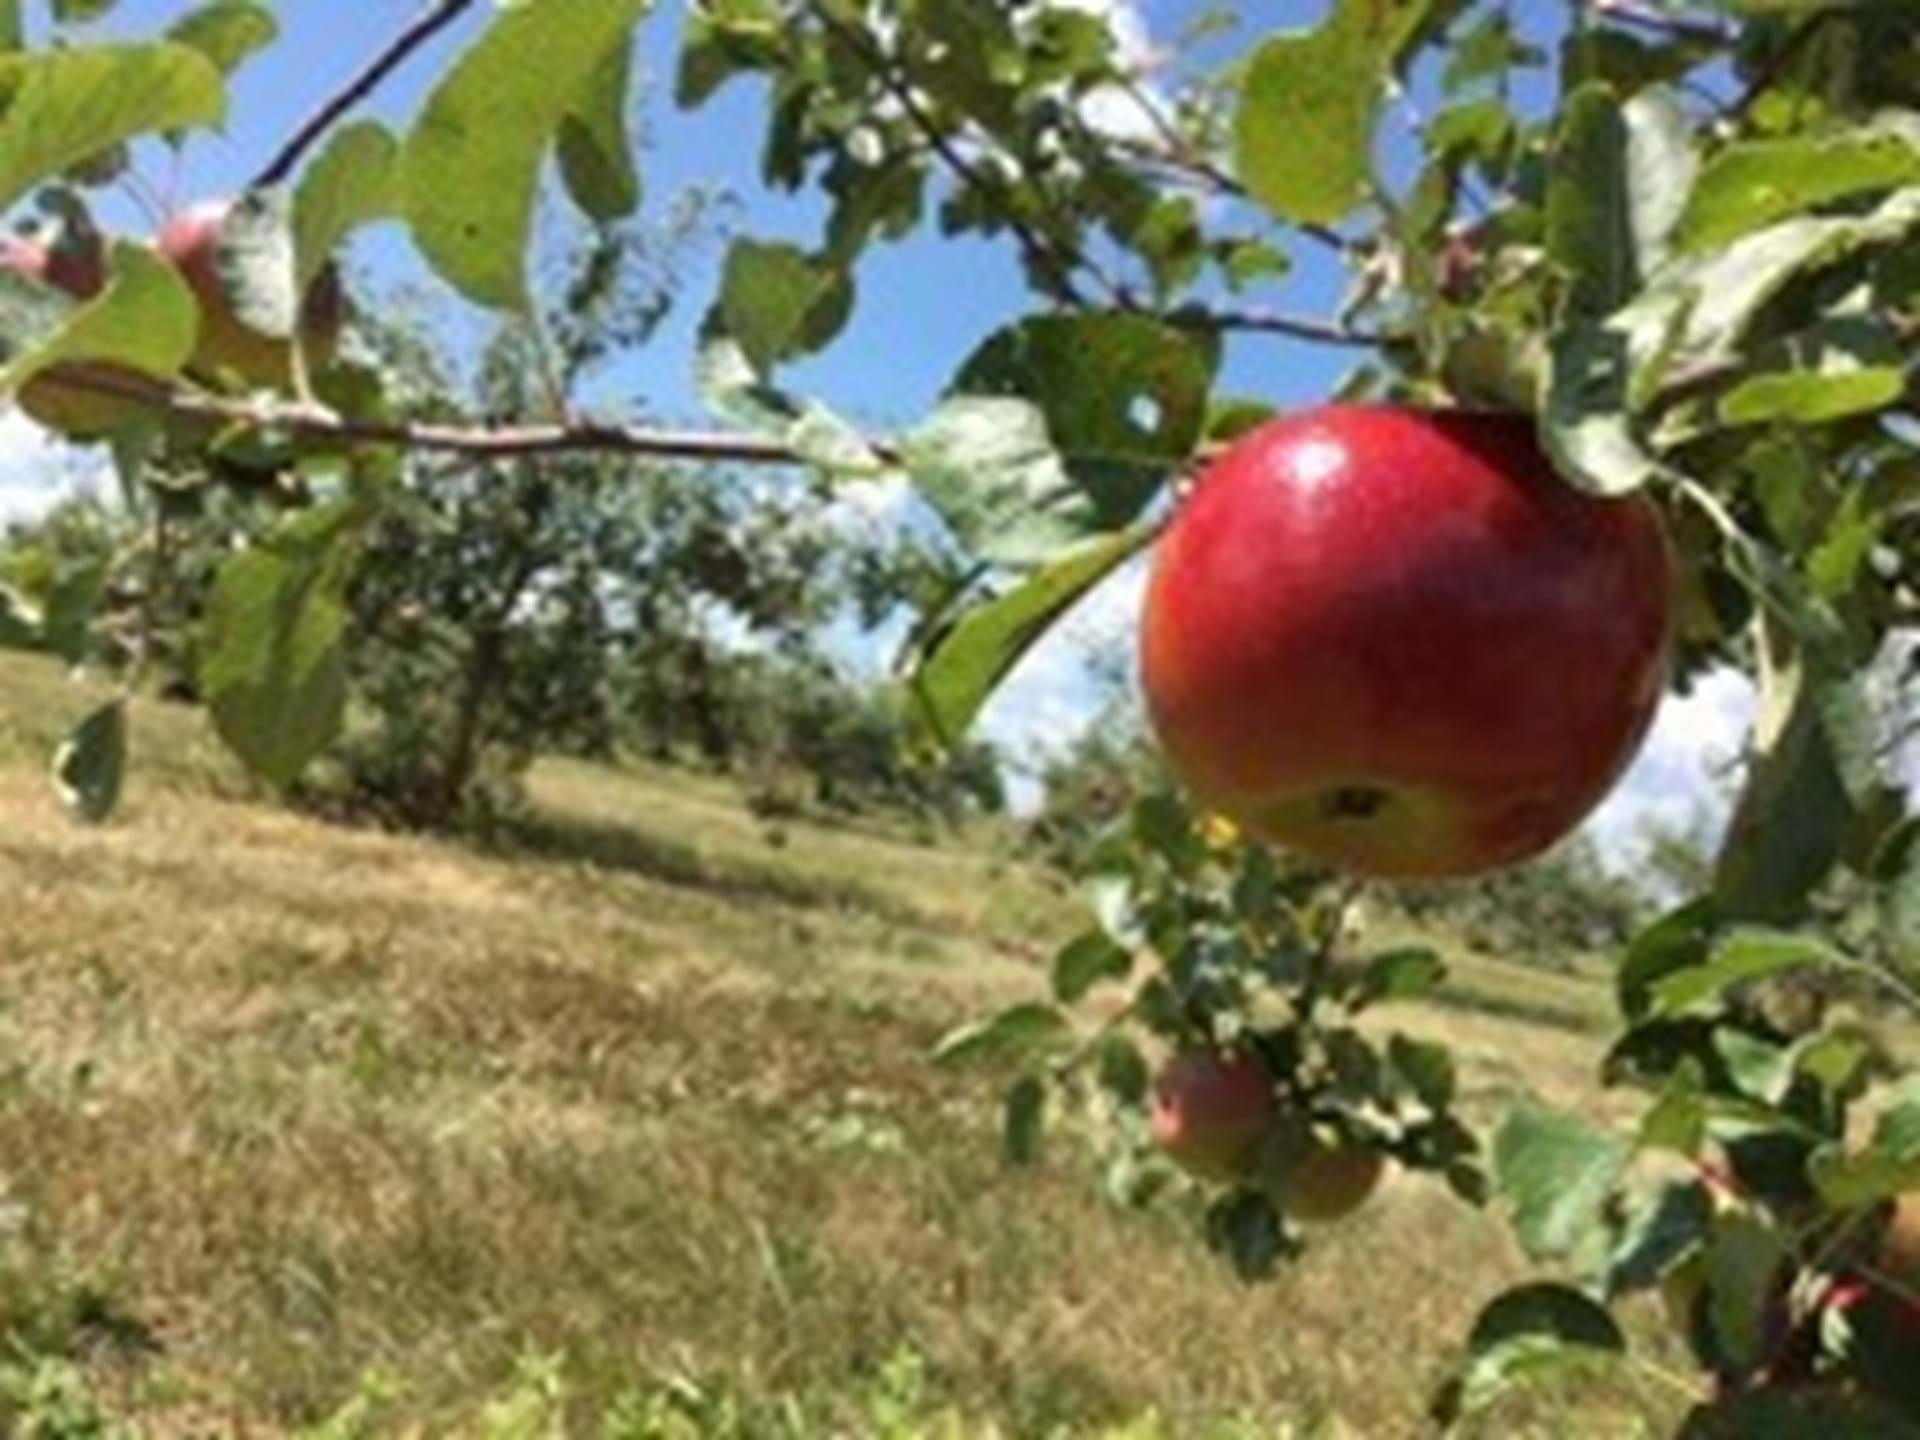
[400,0,649,309]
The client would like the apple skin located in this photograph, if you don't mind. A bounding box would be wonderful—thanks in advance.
[0,233,161,438]
[1148,1049,1276,1184]
[1274,1135,1385,1223]
[157,198,343,388]
[1139,406,1673,881]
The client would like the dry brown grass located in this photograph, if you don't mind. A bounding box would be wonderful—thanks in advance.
[0,652,1688,1437]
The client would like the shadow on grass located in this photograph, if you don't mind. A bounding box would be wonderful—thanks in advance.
[1426,982,1603,1037]
[494,810,934,929]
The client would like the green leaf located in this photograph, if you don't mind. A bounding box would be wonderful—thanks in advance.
[557,32,641,222]
[1051,929,1132,1004]
[1492,1102,1632,1261]
[0,2,19,51]
[1352,947,1447,1010]
[1646,927,1844,1019]
[952,313,1212,529]
[1714,652,1867,922]
[899,396,1075,567]
[1622,86,1698,275]
[1602,1177,1712,1298]
[200,499,366,789]
[1547,84,1636,318]
[1678,1387,1920,1440]
[1388,1033,1456,1110]
[1234,14,1379,226]
[0,43,223,212]
[1618,899,1719,1023]
[1541,321,1664,496]
[714,238,852,375]
[293,121,399,298]
[50,699,125,823]
[931,1003,1068,1068]
[1877,817,1920,951]
[50,0,115,24]
[907,524,1152,749]
[1431,1283,1626,1426]
[1705,1213,1788,1369]
[1002,1074,1046,1166]
[166,0,277,78]
[1717,318,1906,427]
[1808,1119,1920,1209]
[0,241,197,392]
[675,0,781,109]
[400,0,649,309]
[1676,120,1920,256]
[1630,187,1920,394]
[1204,1189,1290,1282]
[1638,1057,1708,1154]
[1093,1033,1149,1106]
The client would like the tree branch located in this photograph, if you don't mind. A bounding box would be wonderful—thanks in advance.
[41,369,899,469]
[251,0,483,190]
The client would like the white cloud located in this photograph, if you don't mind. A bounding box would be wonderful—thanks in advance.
[1584,666,1754,864]
[0,410,103,526]
[1050,0,1168,143]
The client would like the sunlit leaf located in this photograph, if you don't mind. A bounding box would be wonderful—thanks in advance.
[1676,119,1920,255]
[932,1003,1068,1067]
[201,499,367,789]
[400,0,649,309]
[1235,10,1379,225]
[167,0,277,78]
[0,242,197,392]
[1431,1284,1625,1426]
[0,43,223,212]
[1492,1103,1631,1261]
[293,121,399,297]
[907,524,1152,749]
[557,32,641,221]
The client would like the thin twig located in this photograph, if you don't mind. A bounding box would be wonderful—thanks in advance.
[251,0,483,189]
[1168,305,1384,348]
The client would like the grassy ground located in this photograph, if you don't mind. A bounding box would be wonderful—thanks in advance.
[0,652,1691,1437]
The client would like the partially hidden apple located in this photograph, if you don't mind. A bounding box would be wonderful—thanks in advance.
[157,198,343,389]
[1140,405,1672,881]
[1273,1132,1385,1223]
[0,232,163,438]
[1148,1048,1276,1184]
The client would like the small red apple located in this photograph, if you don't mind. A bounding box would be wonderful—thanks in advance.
[1148,1048,1276,1184]
[157,198,343,388]
[1139,405,1672,880]
[0,231,162,438]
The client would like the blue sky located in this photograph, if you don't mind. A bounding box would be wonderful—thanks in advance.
[0,0,1761,860]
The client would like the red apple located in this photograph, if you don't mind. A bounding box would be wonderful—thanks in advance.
[157,198,343,388]
[0,231,163,438]
[1148,1048,1276,1184]
[1139,405,1672,881]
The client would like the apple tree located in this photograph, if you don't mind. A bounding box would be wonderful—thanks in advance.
[0,0,1918,1431]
